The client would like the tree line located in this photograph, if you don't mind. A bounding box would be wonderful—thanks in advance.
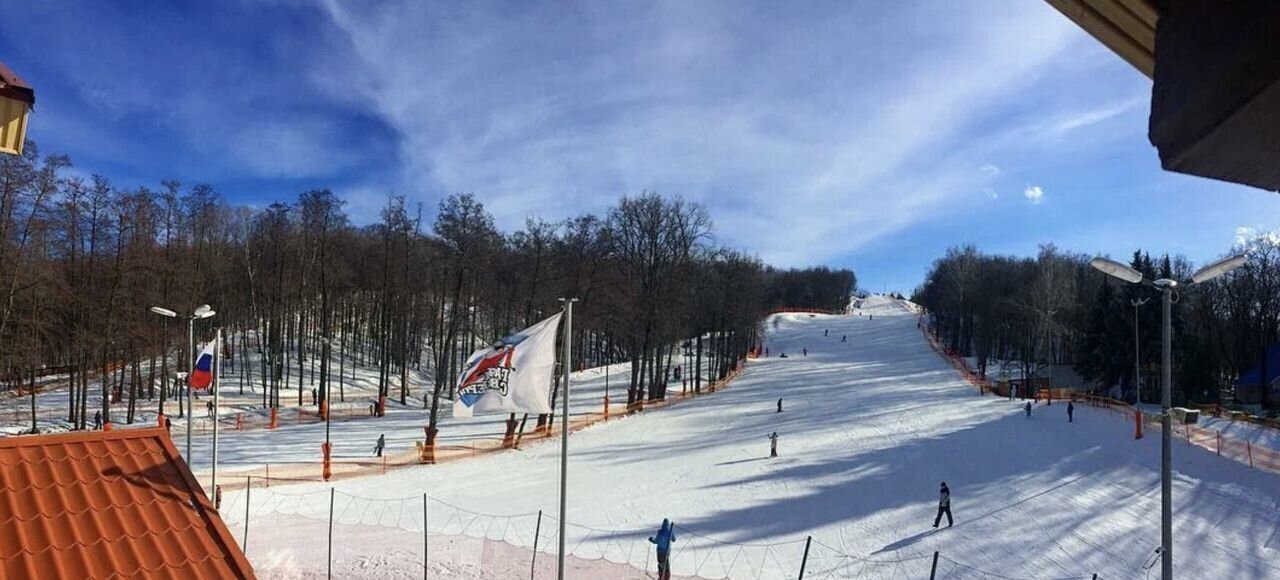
[913,239,1280,408]
[0,141,856,435]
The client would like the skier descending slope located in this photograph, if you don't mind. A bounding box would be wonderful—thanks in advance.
[933,482,953,528]
[649,519,677,580]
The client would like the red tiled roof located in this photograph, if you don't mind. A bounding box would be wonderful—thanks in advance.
[0,427,255,580]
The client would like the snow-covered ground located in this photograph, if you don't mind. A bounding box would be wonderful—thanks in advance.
[219,295,1280,579]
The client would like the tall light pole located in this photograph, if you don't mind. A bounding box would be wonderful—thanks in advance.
[555,297,577,580]
[1131,297,1150,405]
[150,304,216,462]
[1090,254,1246,580]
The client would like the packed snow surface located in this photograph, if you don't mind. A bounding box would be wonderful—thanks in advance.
[221,295,1280,579]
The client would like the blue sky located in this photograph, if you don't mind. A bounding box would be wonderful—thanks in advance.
[2,0,1276,292]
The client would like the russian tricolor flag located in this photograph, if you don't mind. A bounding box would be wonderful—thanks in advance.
[190,340,216,390]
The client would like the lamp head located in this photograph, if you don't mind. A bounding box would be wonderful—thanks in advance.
[1089,257,1143,284]
[1191,254,1248,285]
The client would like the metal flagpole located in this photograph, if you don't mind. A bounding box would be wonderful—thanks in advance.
[187,315,194,461]
[556,298,577,580]
[212,328,221,499]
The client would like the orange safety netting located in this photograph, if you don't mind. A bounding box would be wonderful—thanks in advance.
[206,359,752,490]
[921,325,1280,477]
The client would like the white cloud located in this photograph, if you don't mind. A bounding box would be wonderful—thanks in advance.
[980,164,1001,177]
[1235,225,1280,247]
[1047,96,1145,136]
[311,1,1080,265]
[1024,185,1044,204]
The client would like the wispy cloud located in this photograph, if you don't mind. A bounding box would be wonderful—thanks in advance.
[313,0,1080,265]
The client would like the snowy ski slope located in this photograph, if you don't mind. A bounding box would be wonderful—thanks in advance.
[225,295,1280,579]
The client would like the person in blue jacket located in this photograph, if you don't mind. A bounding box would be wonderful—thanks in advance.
[649,518,676,580]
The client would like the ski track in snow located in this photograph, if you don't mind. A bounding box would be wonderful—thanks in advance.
[89,297,1280,577]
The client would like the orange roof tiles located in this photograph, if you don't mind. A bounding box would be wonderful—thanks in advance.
[0,427,255,580]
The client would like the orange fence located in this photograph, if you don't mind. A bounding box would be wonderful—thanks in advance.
[203,359,751,489]
[768,307,845,315]
[921,325,1280,477]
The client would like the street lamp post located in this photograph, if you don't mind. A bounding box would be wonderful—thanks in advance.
[1090,254,1246,580]
[1131,297,1150,405]
[150,304,216,462]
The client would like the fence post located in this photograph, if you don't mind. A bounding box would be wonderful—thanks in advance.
[1216,431,1222,456]
[243,476,251,553]
[796,535,811,579]
[531,510,542,580]
[1247,441,1254,468]
[423,493,429,580]
[327,488,335,580]
[929,551,940,580]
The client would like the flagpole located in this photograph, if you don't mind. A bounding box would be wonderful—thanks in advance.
[557,297,577,580]
[187,315,194,461]
[212,327,221,500]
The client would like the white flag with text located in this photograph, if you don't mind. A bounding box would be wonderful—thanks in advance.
[453,312,563,418]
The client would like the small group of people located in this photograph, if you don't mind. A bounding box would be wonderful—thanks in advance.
[1023,400,1075,422]
[646,483,956,577]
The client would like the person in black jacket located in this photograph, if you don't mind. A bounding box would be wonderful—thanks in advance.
[933,481,953,528]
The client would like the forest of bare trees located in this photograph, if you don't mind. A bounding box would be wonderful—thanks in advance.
[0,141,855,435]
[914,238,1280,408]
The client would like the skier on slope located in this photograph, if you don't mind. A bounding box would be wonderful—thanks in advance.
[649,519,677,580]
[802,347,808,357]
[94,410,102,430]
[841,334,847,343]
[824,329,829,337]
[777,398,783,413]
[768,432,779,457]
[1024,401,1032,417]
[1067,401,1075,423]
[374,433,385,457]
[933,482,953,528]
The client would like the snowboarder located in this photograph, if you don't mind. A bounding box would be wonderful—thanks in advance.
[777,398,783,413]
[933,482,953,528]
[93,410,102,430]
[779,352,788,358]
[1024,401,1032,417]
[768,431,779,457]
[869,314,873,321]
[374,433,385,457]
[802,347,808,357]
[824,329,829,337]
[841,334,847,343]
[1067,401,1075,423]
[649,519,676,580]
